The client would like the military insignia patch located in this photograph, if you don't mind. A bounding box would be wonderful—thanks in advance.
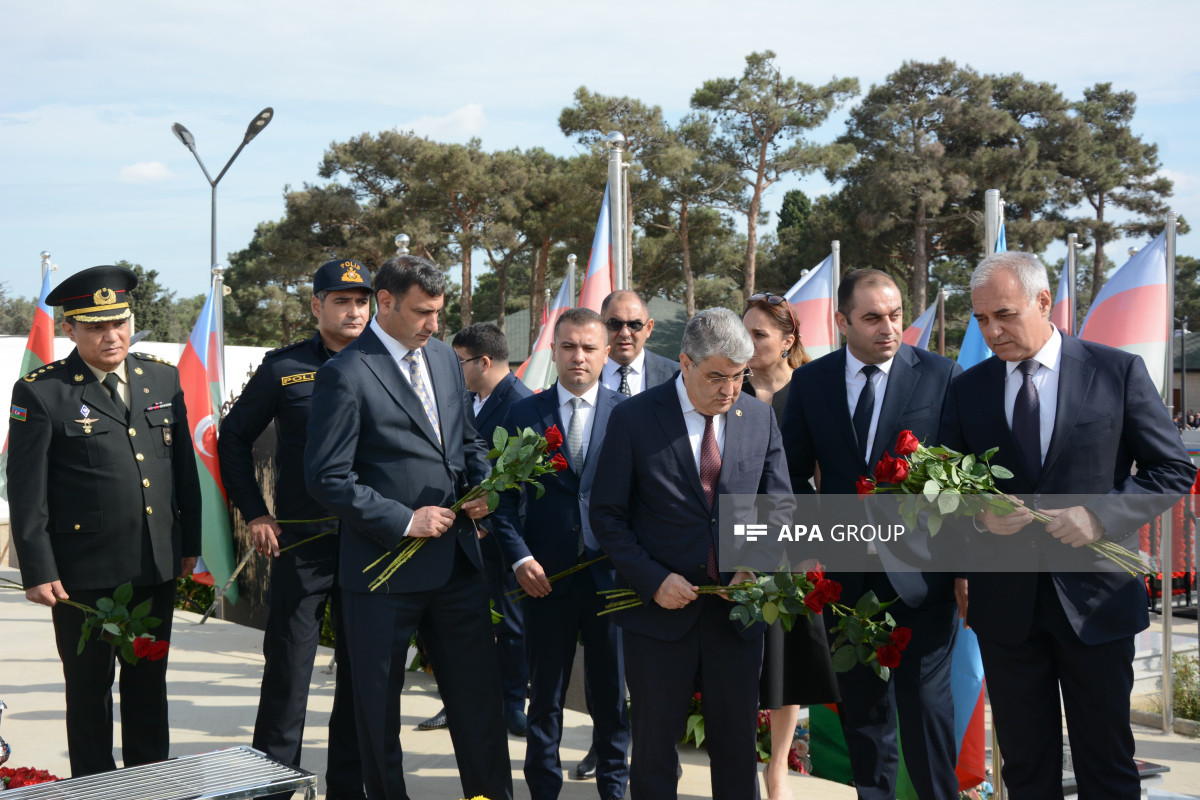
[93,287,117,306]
[340,261,364,283]
[10,405,26,422]
[281,372,316,386]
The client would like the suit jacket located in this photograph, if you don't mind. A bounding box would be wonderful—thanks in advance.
[474,371,533,444]
[8,349,202,591]
[642,350,680,389]
[781,343,961,607]
[591,379,792,641]
[491,384,625,586]
[939,336,1195,644]
[304,328,491,594]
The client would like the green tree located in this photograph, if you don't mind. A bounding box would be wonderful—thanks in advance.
[0,284,38,336]
[125,262,180,341]
[691,50,858,300]
[1062,83,1180,294]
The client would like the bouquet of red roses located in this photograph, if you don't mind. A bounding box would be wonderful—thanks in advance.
[1,766,62,789]
[366,425,567,591]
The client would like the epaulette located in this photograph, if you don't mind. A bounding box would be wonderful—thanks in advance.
[263,338,309,360]
[131,352,176,367]
[21,359,68,383]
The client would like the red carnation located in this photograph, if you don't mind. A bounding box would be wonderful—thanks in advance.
[889,626,913,651]
[856,476,875,495]
[876,645,902,668]
[544,424,564,451]
[550,453,569,472]
[873,453,909,484]
[895,430,919,456]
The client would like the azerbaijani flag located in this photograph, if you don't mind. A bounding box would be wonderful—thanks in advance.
[179,282,237,601]
[0,270,56,501]
[783,254,838,359]
[577,182,615,314]
[516,275,573,392]
[901,303,937,350]
[1079,229,1169,394]
[1051,271,1074,335]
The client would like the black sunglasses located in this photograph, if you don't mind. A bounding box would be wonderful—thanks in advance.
[747,293,799,335]
[604,317,646,333]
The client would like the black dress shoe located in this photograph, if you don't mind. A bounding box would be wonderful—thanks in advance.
[417,707,448,730]
[574,745,597,780]
[505,707,528,737]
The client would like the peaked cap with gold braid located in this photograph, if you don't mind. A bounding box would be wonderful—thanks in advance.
[45,265,138,322]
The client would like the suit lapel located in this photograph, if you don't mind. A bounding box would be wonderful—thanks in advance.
[67,351,125,424]
[819,349,860,461]
[717,396,748,493]
[976,357,1031,484]
[869,346,919,466]
[358,329,443,449]
[655,385,710,510]
[476,373,510,430]
[580,389,618,483]
[1041,337,1094,480]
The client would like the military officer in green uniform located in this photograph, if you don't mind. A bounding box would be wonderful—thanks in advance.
[6,265,202,777]
[218,258,370,800]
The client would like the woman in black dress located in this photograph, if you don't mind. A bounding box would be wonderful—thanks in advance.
[742,293,840,799]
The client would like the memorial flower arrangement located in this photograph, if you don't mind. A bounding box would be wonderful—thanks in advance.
[860,430,1150,576]
[601,569,908,680]
[0,578,167,665]
[366,425,567,591]
[0,766,61,789]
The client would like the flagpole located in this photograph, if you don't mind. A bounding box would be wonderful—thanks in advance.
[984,190,1000,255]
[1161,213,1178,734]
[606,132,629,291]
[830,241,841,348]
[567,254,577,307]
[937,287,946,356]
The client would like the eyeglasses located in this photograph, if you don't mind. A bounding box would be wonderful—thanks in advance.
[604,317,646,333]
[458,356,484,366]
[697,368,753,386]
[748,292,799,336]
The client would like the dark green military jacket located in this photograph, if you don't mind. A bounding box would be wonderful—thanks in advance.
[7,349,203,591]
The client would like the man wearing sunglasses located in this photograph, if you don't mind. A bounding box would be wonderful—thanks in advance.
[599,291,678,398]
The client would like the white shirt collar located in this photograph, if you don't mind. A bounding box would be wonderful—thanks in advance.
[845,348,894,378]
[371,316,418,362]
[1004,325,1062,377]
[556,380,600,409]
[607,348,646,377]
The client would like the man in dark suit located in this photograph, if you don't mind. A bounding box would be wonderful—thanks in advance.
[304,256,512,800]
[599,290,677,396]
[491,308,630,800]
[592,307,791,800]
[418,321,535,736]
[781,268,961,800]
[7,265,202,777]
[940,251,1194,799]
[218,258,370,800]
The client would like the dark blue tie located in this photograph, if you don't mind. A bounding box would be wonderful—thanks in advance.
[853,365,879,462]
[1012,360,1041,483]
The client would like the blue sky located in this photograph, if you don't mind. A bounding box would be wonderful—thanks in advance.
[3,0,1198,301]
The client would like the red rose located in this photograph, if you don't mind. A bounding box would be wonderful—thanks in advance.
[550,453,568,472]
[876,645,902,668]
[132,637,154,659]
[873,453,909,484]
[803,590,826,614]
[856,476,875,495]
[889,626,913,651]
[816,578,842,604]
[805,569,824,584]
[544,424,564,451]
[147,640,170,661]
[894,430,919,456]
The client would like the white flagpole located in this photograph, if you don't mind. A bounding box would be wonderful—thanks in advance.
[606,132,629,291]
[830,241,841,347]
[1066,233,1079,335]
[1162,213,1177,734]
[984,189,1000,255]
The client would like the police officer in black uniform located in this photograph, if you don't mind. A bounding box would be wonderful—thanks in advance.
[218,259,371,800]
[7,265,203,777]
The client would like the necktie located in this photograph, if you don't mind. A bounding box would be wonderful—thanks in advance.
[403,350,441,445]
[852,365,879,462]
[103,373,128,420]
[700,414,721,582]
[567,397,585,468]
[618,364,632,396]
[1012,359,1041,483]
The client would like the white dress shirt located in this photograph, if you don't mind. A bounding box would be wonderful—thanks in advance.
[1003,326,1062,466]
[602,349,647,395]
[844,349,895,460]
[556,381,600,463]
[675,373,726,471]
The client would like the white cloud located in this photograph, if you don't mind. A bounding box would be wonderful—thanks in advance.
[396,104,486,142]
[119,161,174,184]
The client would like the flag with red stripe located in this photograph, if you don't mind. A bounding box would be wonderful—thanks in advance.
[1,271,56,500]
[577,182,614,314]
[783,254,837,358]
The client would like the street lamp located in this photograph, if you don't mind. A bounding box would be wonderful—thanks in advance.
[172,107,273,270]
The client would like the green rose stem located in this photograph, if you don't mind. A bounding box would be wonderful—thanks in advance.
[197,516,339,624]
[506,555,610,601]
[0,577,96,615]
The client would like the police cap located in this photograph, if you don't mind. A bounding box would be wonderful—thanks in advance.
[46,265,138,323]
[314,258,372,294]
